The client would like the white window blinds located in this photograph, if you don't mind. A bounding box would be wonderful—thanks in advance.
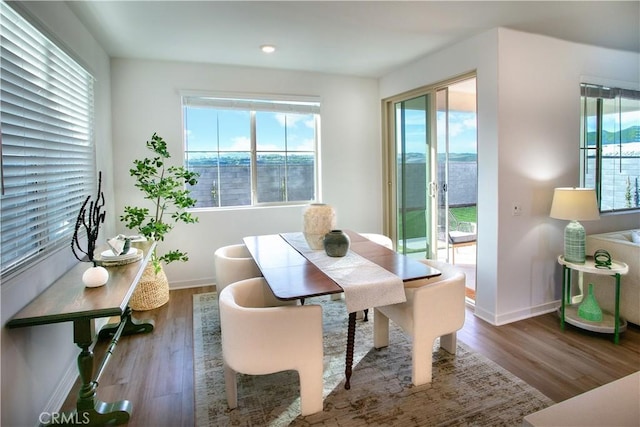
[1,1,95,277]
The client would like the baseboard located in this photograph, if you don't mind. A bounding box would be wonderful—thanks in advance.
[40,357,79,426]
[474,300,560,326]
[169,278,215,290]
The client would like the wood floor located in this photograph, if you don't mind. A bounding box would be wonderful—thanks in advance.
[61,286,640,426]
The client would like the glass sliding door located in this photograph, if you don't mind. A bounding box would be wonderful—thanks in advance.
[385,74,477,300]
[395,95,434,258]
[436,88,450,256]
[435,77,478,301]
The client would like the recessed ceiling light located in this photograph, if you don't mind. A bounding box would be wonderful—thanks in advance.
[260,45,276,54]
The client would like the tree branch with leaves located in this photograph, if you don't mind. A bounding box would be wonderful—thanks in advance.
[121,133,199,272]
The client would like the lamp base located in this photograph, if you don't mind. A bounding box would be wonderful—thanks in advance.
[564,220,586,264]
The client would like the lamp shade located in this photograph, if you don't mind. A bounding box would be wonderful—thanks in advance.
[550,187,600,263]
[549,188,600,221]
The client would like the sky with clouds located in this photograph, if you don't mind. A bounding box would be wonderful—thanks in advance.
[184,108,315,155]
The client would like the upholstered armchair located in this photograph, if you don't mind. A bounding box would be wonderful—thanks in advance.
[214,244,262,294]
[373,259,466,386]
[218,277,324,416]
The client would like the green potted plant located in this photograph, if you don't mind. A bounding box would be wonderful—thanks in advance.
[121,132,199,310]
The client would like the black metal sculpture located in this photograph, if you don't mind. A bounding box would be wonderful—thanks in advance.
[72,171,106,265]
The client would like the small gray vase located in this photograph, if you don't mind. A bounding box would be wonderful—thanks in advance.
[323,230,350,257]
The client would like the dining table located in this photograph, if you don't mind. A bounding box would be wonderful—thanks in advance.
[243,229,441,389]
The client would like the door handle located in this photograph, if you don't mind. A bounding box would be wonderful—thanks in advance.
[428,181,438,198]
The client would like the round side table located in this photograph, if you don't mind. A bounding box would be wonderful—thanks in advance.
[558,255,629,344]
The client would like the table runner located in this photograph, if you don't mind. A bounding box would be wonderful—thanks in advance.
[281,232,406,313]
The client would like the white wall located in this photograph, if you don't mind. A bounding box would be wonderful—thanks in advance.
[110,59,380,287]
[380,28,640,326]
[380,29,503,324]
[0,2,113,426]
[496,29,639,324]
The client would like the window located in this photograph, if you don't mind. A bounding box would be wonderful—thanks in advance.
[580,83,640,212]
[1,1,95,277]
[182,95,320,208]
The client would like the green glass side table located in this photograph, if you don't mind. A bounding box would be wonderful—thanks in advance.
[558,255,629,344]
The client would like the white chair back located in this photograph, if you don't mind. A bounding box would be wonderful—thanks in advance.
[360,233,394,250]
[214,243,262,295]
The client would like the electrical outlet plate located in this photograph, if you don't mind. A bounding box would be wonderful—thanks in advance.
[512,203,522,216]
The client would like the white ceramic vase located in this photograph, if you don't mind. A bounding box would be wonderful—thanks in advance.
[303,203,336,250]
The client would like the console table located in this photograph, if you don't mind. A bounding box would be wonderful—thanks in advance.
[558,255,629,344]
[6,241,156,426]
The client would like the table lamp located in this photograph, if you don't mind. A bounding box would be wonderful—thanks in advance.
[549,187,600,264]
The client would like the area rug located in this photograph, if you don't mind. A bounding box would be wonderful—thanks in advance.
[193,292,553,426]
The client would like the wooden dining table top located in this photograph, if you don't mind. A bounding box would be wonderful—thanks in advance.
[242,230,440,301]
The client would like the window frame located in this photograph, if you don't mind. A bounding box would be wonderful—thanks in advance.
[579,82,640,214]
[0,1,96,279]
[182,92,321,209]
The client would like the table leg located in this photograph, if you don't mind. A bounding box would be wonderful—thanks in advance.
[565,267,572,305]
[46,319,131,426]
[561,266,567,330]
[571,271,585,304]
[98,306,154,340]
[614,273,621,345]
[344,312,357,390]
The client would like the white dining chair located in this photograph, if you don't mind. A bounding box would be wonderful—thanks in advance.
[214,243,263,327]
[373,259,466,386]
[359,232,394,250]
[214,243,262,295]
[219,277,324,416]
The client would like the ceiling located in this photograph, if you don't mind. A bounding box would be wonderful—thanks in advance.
[66,1,640,78]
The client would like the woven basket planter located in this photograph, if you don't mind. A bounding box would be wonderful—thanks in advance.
[129,263,170,311]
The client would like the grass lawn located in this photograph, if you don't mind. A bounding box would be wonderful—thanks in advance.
[450,206,477,223]
[400,205,477,240]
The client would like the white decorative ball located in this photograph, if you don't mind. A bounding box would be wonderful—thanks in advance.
[82,266,109,287]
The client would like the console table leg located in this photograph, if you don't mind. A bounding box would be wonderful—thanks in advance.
[344,312,357,390]
[614,273,621,345]
[561,266,568,330]
[48,320,132,426]
[98,306,154,340]
[44,399,132,426]
[76,341,97,413]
